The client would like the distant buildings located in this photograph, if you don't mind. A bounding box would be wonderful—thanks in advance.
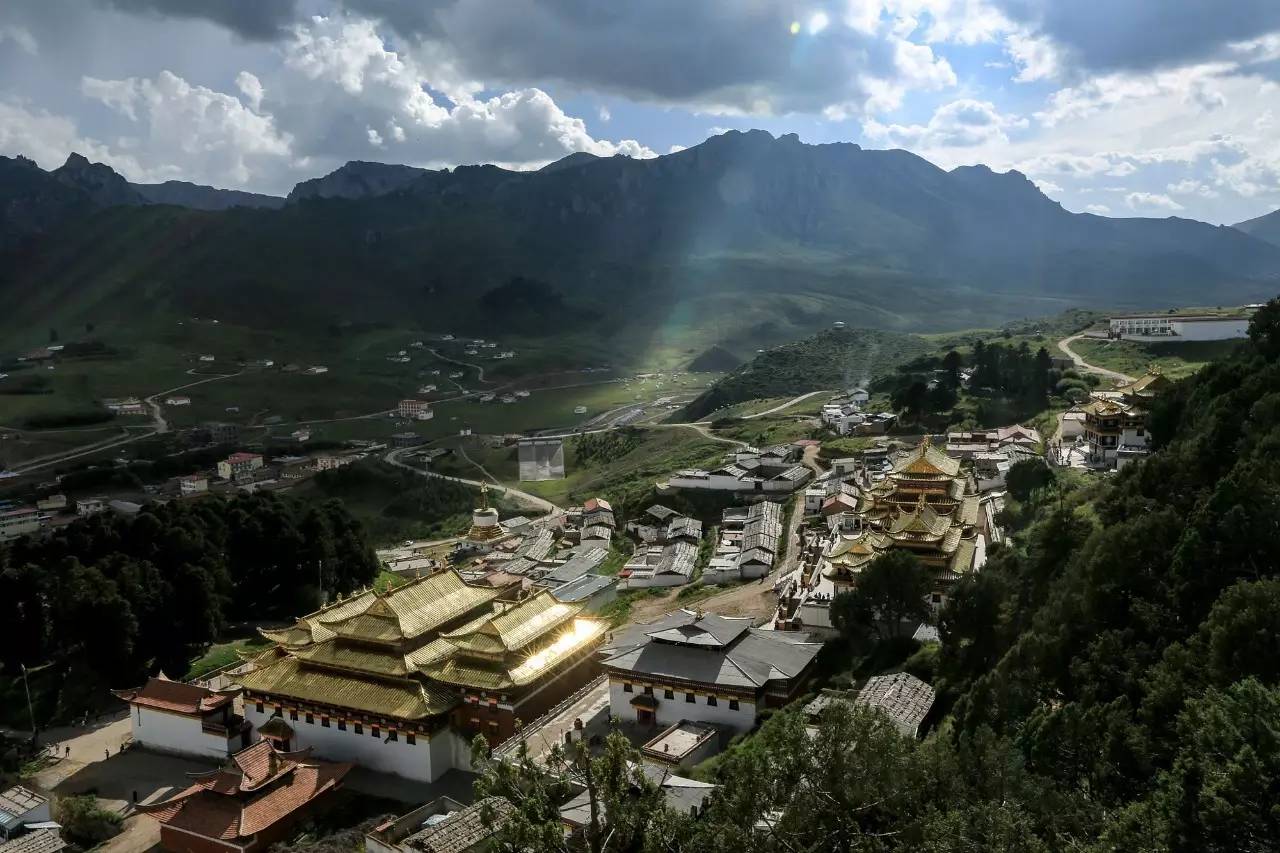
[0,508,41,543]
[1108,313,1250,341]
[599,610,821,731]
[668,444,811,493]
[165,395,191,407]
[620,541,697,589]
[568,498,615,549]
[397,399,434,420]
[180,474,209,495]
[217,452,264,481]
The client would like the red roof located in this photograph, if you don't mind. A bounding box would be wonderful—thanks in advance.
[226,452,262,464]
[583,497,613,513]
[140,741,350,842]
[112,676,235,716]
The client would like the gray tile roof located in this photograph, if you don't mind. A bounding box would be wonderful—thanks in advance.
[856,672,936,737]
[559,764,715,827]
[515,530,555,561]
[543,547,608,584]
[0,830,65,853]
[403,797,513,853]
[551,574,616,602]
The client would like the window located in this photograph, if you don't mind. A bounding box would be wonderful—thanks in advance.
[255,701,264,714]
[406,733,416,746]
[305,713,314,725]
[707,695,718,707]
[685,693,695,703]
[488,721,500,736]
[729,699,739,711]
[664,689,674,700]
[643,685,653,696]
[371,726,380,738]
[623,683,633,693]
[289,710,298,721]
[387,730,398,742]
[354,723,363,735]
[274,706,282,718]
[321,717,330,728]
[337,720,347,732]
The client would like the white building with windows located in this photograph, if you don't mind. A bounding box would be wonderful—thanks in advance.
[1108,314,1250,341]
[113,675,249,758]
[598,610,820,732]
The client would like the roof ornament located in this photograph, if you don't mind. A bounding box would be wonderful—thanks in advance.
[480,482,490,510]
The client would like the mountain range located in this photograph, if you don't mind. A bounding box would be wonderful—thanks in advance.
[2,131,1279,359]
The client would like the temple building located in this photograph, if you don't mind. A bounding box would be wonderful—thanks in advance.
[138,740,349,853]
[819,438,980,606]
[1081,370,1171,468]
[236,571,607,782]
[112,675,249,759]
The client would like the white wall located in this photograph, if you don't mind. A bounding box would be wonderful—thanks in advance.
[1169,319,1249,341]
[243,706,458,783]
[132,707,232,759]
[621,573,687,590]
[607,679,757,732]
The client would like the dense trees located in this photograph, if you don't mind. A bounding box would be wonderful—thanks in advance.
[0,494,377,724]
[831,550,931,640]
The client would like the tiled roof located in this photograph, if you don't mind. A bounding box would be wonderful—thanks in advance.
[403,798,513,853]
[855,672,935,736]
[238,656,456,719]
[112,676,235,716]
[0,829,65,853]
[0,787,46,821]
[543,547,608,584]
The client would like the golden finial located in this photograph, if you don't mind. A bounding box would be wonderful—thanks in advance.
[480,482,490,510]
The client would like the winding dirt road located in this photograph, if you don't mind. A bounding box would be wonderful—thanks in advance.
[1057,334,1135,384]
[740,389,833,419]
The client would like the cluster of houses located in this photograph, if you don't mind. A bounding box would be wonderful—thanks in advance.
[703,501,785,584]
[1055,369,1170,470]
[668,444,811,494]
[818,389,897,436]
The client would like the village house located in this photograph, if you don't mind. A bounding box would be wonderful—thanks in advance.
[217,452,264,481]
[599,610,821,731]
[0,787,51,841]
[397,400,434,420]
[235,572,608,782]
[138,740,350,853]
[854,672,936,738]
[179,475,209,496]
[559,764,717,833]
[34,494,66,513]
[639,720,721,771]
[549,574,618,613]
[165,396,191,407]
[620,541,697,589]
[113,675,250,758]
[668,445,811,494]
[703,501,784,584]
[944,424,1042,458]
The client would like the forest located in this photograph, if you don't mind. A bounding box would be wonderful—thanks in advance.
[0,493,378,726]
[477,300,1280,850]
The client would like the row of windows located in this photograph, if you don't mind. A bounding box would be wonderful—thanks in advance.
[257,702,416,745]
[621,683,740,710]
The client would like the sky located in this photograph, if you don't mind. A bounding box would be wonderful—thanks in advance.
[3,1,1280,224]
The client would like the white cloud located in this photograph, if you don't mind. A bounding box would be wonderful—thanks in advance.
[0,24,38,54]
[235,71,264,112]
[0,99,139,174]
[1006,31,1058,82]
[366,127,383,147]
[863,98,1026,148]
[668,144,687,154]
[1126,191,1184,212]
[1168,178,1220,198]
[1084,203,1110,214]
[1035,63,1237,128]
[1034,178,1062,194]
[598,105,610,122]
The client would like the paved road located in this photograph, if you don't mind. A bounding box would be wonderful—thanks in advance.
[1058,334,1135,384]
[384,446,562,516]
[740,389,833,419]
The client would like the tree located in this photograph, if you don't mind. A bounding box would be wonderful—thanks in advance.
[1004,459,1054,504]
[837,550,932,639]
[1247,297,1280,361]
[892,381,930,422]
[941,349,962,389]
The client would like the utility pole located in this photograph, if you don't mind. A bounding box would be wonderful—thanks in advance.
[21,663,36,745]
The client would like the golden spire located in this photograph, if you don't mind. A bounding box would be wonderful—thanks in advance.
[480,482,490,510]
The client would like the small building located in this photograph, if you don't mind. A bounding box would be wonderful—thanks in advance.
[0,828,64,853]
[0,787,51,840]
[35,494,66,513]
[205,422,241,445]
[217,452,264,481]
[639,720,721,770]
[76,497,107,517]
[803,487,826,515]
[854,672,935,738]
[179,475,209,496]
[398,400,434,420]
[599,610,821,731]
[559,764,716,830]
[0,508,41,543]
[112,675,249,758]
[550,574,618,613]
[166,396,191,407]
[138,740,350,853]
[620,541,696,589]
[365,797,512,853]
[540,548,609,586]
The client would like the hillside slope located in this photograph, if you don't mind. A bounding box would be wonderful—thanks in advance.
[1234,206,1280,247]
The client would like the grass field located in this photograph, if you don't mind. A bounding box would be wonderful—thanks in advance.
[184,637,273,680]
[1068,337,1246,380]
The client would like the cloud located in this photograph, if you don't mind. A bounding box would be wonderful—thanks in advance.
[1034,178,1062,194]
[598,105,610,122]
[93,0,299,40]
[1125,191,1184,212]
[989,0,1280,75]
[1084,203,1110,214]
[1167,178,1219,198]
[1005,31,1058,81]
[235,71,264,111]
[1034,63,1237,128]
[863,98,1026,148]
[0,24,38,54]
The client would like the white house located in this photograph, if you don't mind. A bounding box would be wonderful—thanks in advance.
[0,508,41,543]
[1108,313,1250,341]
[0,787,51,840]
[113,675,249,759]
[179,475,209,496]
[598,611,821,732]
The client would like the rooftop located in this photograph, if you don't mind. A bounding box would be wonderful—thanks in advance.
[640,720,719,763]
[856,672,935,736]
[0,829,65,853]
[0,787,47,820]
[112,676,236,716]
[401,798,513,853]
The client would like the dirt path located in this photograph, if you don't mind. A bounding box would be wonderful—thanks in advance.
[741,389,833,419]
[384,446,562,516]
[1057,334,1135,384]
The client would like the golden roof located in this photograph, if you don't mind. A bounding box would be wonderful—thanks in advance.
[291,641,410,678]
[421,617,608,689]
[888,496,952,539]
[1115,370,1170,397]
[383,571,503,639]
[891,438,962,479]
[238,656,455,719]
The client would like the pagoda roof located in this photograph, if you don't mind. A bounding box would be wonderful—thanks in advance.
[887,497,952,539]
[890,439,961,478]
[1114,370,1170,397]
[291,641,411,678]
[419,617,608,690]
[442,591,580,654]
[139,741,349,842]
[238,656,456,720]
